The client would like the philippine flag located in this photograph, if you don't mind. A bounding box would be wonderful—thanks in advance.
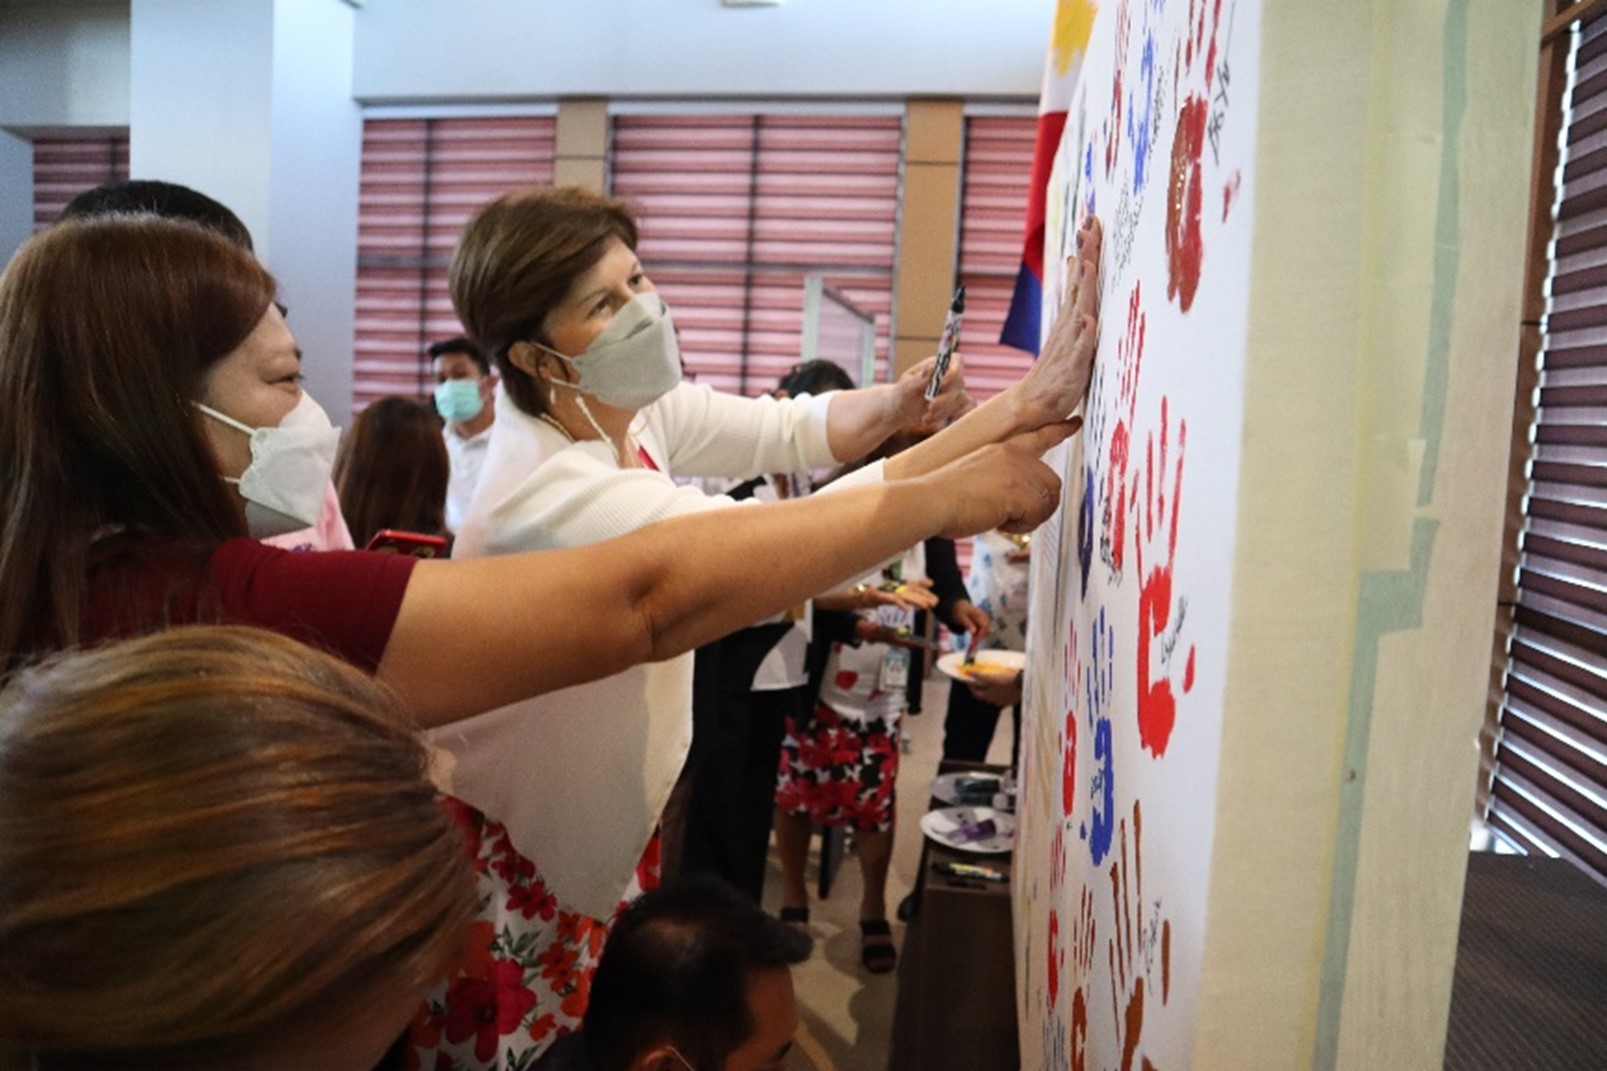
[1000,0,1098,354]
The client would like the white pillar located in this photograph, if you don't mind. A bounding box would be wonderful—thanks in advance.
[0,131,34,264]
[129,0,360,426]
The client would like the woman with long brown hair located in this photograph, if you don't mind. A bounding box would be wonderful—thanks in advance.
[335,395,453,548]
[0,214,1074,698]
[0,212,1091,1065]
[0,626,477,1070]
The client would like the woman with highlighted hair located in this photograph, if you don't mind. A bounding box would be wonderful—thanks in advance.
[0,626,478,1071]
[425,187,1102,1064]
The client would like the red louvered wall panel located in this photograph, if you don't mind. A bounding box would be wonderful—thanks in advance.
[957,115,1038,402]
[31,136,129,231]
[352,116,555,409]
[611,113,902,397]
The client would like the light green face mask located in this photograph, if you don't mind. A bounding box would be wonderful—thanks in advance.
[434,378,484,424]
[537,293,682,412]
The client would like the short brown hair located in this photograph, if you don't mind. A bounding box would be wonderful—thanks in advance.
[449,185,638,417]
[0,215,274,664]
[0,626,476,1067]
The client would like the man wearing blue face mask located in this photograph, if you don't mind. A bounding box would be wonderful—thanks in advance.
[430,336,497,533]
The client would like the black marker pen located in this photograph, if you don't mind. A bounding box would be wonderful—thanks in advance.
[924,285,966,401]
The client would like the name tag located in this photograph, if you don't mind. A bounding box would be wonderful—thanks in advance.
[879,646,911,692]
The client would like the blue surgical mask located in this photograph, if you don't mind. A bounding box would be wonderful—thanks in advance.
[434,378,484,424]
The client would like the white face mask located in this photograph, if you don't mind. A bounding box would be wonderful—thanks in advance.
[538,293,682,412]
[195,392,342,539]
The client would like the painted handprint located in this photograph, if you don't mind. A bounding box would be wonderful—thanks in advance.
[1042,836,1072,1071]
[1108,801,1172,1071]
[1079,346,1109,600]
[1062,706,1079,822]
[1068,885,1097,1071]
[1103,0,1132,179]
[1166,0,1228,312]
[1102,281,1145,581]
[1134,396,1194,758]
[1083,607,1116,864]
[1127,15,1159,195]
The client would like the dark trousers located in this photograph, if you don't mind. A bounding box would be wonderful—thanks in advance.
[941,679,1019,768]
[681,631,806,902]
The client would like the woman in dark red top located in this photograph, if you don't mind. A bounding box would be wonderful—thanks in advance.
[0,213,1096,729]
[0,214,1101,1068]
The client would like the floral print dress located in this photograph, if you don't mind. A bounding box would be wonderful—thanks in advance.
[776,547,925,833]
[406,798,660,1071]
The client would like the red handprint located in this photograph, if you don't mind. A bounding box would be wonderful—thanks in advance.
[1061,708,1079,819]
[1048,908,1062,1007]
[1068,885,1097,1071]
[1108,801,1171,1071]
[1185,0,1227,94]
[1166,0,1227,313]
[1103,281,1145,578]
[1104,0,1133,178]
[1134,396,1193,758]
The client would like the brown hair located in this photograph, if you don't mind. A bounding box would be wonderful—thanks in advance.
[449,185,638,417]
[0,626,475,1068]
[0,215,274,664]
[335,395,452,545]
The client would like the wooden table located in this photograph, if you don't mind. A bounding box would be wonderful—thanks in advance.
[889,760,1020,1071]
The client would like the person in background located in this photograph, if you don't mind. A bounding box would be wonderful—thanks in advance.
[0,213,1083,1069]
[58,178,255,249]
[534,876,809,1071]
[675,358,862,899]
[334,396,452,551]
[430,336,497,533]
[771,426,982,975]
[0,626,478,1071]
[940,529,1031,766]
[57,178,355,553]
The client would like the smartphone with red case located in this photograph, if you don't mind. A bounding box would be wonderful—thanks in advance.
[365,529,449,558]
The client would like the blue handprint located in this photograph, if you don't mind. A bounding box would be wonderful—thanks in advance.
[1077,467,1095,599]
[1129,30,1157,193]
[1083,607,1117,865]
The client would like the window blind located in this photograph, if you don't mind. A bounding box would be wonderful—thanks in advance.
[957,115,1038,402]
[30,135,129,231]
[1490,13,1607,885]
[353,116,555,409]
[609,113,902,396]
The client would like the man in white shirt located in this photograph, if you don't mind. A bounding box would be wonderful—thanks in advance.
[430,336,497,532]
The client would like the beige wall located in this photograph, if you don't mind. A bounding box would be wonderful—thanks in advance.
[554,98,608,191]
[892,99,964,377]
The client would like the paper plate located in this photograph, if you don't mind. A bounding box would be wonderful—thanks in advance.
[936,649,1027,684]
[919,805,1016,854]
[931,771,1017,810]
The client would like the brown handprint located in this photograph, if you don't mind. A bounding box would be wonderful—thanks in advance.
[1108,801,1171,1071]
[1134,396,1193,758]
[1068,885,1097,1071]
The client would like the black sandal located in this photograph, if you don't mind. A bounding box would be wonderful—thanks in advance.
[779,905,810,930]
[859,918,897,974]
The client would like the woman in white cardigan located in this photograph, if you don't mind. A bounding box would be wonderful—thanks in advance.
[413,186,1100,1065]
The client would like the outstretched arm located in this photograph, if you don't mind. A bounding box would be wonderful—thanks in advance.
[378,422,1077,727]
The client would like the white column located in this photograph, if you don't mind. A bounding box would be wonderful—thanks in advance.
[0,131,34,264]
[129,0,360,426]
